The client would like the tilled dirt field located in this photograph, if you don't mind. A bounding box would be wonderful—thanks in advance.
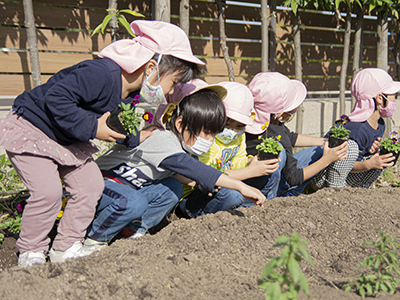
[1,185,400,299]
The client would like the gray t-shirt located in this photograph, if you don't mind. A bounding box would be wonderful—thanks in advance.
[96,130,184,189]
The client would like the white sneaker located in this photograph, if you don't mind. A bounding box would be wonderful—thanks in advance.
[48,241,98,263]
[130,232,145,240]
[83,238,108,251]
[18,251,46,268]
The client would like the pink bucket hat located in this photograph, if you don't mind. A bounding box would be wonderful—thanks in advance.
[217,81,254,125]
[349,68,400,122]
[98,20,205,73]
[154,78,227,128]
[246,72,307,135]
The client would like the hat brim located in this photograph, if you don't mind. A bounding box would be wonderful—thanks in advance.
[172,53,205,65]
[201,85,227,101]
[226,110,253,126]
[285,80,307,112]
[382,81,400,95]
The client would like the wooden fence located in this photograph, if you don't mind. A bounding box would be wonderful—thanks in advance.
[0,0,398,97]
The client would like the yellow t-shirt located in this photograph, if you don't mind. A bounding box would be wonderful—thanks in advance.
[182,134,248,199]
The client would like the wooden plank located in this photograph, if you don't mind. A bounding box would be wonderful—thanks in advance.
[0,74,51,95]
[0,51,94,73]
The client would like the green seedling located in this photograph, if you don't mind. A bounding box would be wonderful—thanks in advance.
[0,232,4,245]
[343,229,400,297]
[258,230,314,300]
[118,101,143,135]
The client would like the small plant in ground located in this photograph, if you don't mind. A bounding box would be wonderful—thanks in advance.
[0,232,4,244]
[258,230,314,300]
[380,131,400,154]
[0,214,22,233]
[256,135,285,155]
[343,229,400,297]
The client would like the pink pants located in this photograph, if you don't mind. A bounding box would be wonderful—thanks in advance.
[8,152,104,253]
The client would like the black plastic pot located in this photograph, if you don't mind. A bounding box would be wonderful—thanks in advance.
[380,148,400,166]
[258,150,279,161]
[106,108,128,135]
[328,134,348,148]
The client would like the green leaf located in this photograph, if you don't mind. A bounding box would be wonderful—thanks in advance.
[297,244,313,265]
[265,281,281,300]
[261,260,277,278]
[119,9,145,18]
[91,23,103,37]
[101,13,115,33]
[288,255,300,283]
[299,272,309,296]
[117,15,135,37]
[291,2,298,15]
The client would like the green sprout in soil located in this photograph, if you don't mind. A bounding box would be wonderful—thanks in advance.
[256,135,285,155]
[258,230,314,300]
[0,232,4,244]
[343,229,400,297]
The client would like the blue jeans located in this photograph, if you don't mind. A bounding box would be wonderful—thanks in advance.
[277,146,323,196]
[87,177,182,242]
[244,148,287,200]
[180,187,252,218]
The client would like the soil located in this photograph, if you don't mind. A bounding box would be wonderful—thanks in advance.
[2,184,400,299]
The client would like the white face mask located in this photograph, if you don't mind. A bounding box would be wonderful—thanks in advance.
[216,128,244,145]
[139,54,166,105]
[181,135,214,156]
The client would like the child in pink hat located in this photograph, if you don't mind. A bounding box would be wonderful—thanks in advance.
[311,68,399,189]
[0,19,205,267]
[179,81,281,218]
[245,72,348,197]
[84,81,267,245]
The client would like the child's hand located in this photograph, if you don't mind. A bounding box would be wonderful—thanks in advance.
[369,137,381,154]
[140,125,160,143]
[323,140,348,163]
[96,112,127,142]
[237,183,266,207]
[248,155,279,176]
[367,152,395,169]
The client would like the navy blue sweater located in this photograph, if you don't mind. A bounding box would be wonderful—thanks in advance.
[12,58,139,146]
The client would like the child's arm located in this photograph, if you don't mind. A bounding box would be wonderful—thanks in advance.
[225,155,279,180]
[295,134,326,147]
[215,174,266,206]
[351,152,395,172]
[302,140,348,181]
[160,154,265,206]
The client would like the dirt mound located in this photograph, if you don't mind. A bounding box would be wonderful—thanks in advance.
[1,186,400,299]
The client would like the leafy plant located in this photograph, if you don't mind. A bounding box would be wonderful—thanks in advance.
[91,8,144,37]
[380,131,400,154]
[0,232,4,244]
[0,214,22,233]
[330,114,351,139]
[258,230,314,300]
[118,97,144,135]
[256,135,285,155]
[343,229,400,297]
